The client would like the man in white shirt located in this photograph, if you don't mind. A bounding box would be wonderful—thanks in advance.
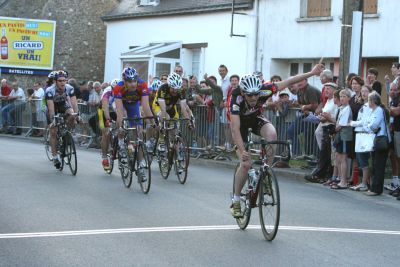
[218,64,232,148]
[0,81,26,134]
[30,81,45,136]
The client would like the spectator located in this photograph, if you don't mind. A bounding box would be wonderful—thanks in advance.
[348,76,365,183]
[174,65,184,77]
[160,73,168,84]
[349,85,373,191]
[305,82,338,183]
[201,75,223,147]
[30,81,45,137]
[0,81,26,135]
[226,74,240,123]
[218,64,231,149]
[346,73,357,90]
[387,82,400,193]
[265,75,282,110]
[315,69,334,150]
[68,78,81,99]
[78,81,90,102]
[186,75,201,109]
[287,78,321,156]
[88,81,102,106]
[365,92,390,196]
[366,68,382,95]
[0,79,12,129]
[331,88,353,189]
[253,71,265,83]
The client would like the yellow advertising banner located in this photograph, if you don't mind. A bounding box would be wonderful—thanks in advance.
[0,16,56,70]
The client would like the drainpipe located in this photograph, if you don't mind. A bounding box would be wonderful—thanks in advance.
[254,0,260,71]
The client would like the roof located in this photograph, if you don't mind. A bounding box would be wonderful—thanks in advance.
[102,0,253,21]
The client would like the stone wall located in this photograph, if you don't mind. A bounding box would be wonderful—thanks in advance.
[0,0,120,89]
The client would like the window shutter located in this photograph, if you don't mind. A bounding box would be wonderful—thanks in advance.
[307,0,331,17]
[363,0,377,14]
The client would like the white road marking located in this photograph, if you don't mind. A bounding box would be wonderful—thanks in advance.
[0,225,400,239]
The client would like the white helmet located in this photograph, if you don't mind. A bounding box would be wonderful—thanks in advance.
[167,72,182,89]
[240,74,262,94]
[151,79,163,91]
[110,78,119,88]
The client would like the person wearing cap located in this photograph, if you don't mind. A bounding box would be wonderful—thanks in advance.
[305,82,338,183]
[253,71,264,83]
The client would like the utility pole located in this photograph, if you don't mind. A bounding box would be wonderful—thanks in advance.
[339,0,363,87]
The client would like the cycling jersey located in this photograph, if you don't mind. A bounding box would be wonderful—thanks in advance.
[152,83,185,119]
[112,79,149,125]
[230,83,277,118]
[101,86,115,111]
[45,83,75,114]
[229,83,277,141]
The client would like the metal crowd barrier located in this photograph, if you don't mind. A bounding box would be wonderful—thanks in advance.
[0,99,321,160]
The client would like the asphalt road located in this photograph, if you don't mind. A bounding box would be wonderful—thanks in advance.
[0,137,399,267]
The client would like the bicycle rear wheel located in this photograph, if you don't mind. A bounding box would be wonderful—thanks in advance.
[64,132,78,175]
[137,142,151,194]
[259,167,280,241]
[174,136,190,184]
[44,127,52,161]
[232,164,251,230]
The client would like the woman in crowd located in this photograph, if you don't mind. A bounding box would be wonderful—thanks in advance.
[366,92,391,196]
[331,88,353,189]
[349,85,373,191]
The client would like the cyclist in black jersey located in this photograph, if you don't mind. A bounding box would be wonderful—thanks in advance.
[230,63,324,218]
[45,70,79,169]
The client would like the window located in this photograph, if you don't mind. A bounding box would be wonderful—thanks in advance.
[138,0,159,7]
[363,0,377,14]
[307,0,331,17]
[191,49,201,78]
[290,63,299,76]
[123,60,149,82]
[303,63,312,73]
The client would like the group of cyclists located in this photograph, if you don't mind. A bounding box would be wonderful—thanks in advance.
[42,62,325,219]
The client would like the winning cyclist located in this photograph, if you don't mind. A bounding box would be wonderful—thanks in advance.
[100,78,119,170]
[152,72,193,151]
[230,64,324,218]
[45,70,79,169]
[112,67,155,179]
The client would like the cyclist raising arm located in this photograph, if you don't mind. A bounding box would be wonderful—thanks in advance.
[230,63,324,218]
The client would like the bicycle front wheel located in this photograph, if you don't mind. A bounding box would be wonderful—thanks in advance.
[119,148,132,188]
[137,142,151,194]
[44,127,52,161]
[64,132,78,175]
[233,164,251,230]
[106,135,117,175]
[259,167,280,241]
[174,136,190,184]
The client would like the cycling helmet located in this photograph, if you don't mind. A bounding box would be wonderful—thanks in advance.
[48,71,57,79]
[110,78,119,88]
[122,67,138,81]
[167,72,182,89]
[151,79,162,91]
[240,74,262,94]
[54,70,69,80]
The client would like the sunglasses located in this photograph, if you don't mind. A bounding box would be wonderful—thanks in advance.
[245,93,259,97]
[57,79,67,82]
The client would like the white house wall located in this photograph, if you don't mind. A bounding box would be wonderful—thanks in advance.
[258,0,400,80]
[104,11,256,82]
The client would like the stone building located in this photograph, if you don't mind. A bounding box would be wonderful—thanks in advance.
[0,0,119,89]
